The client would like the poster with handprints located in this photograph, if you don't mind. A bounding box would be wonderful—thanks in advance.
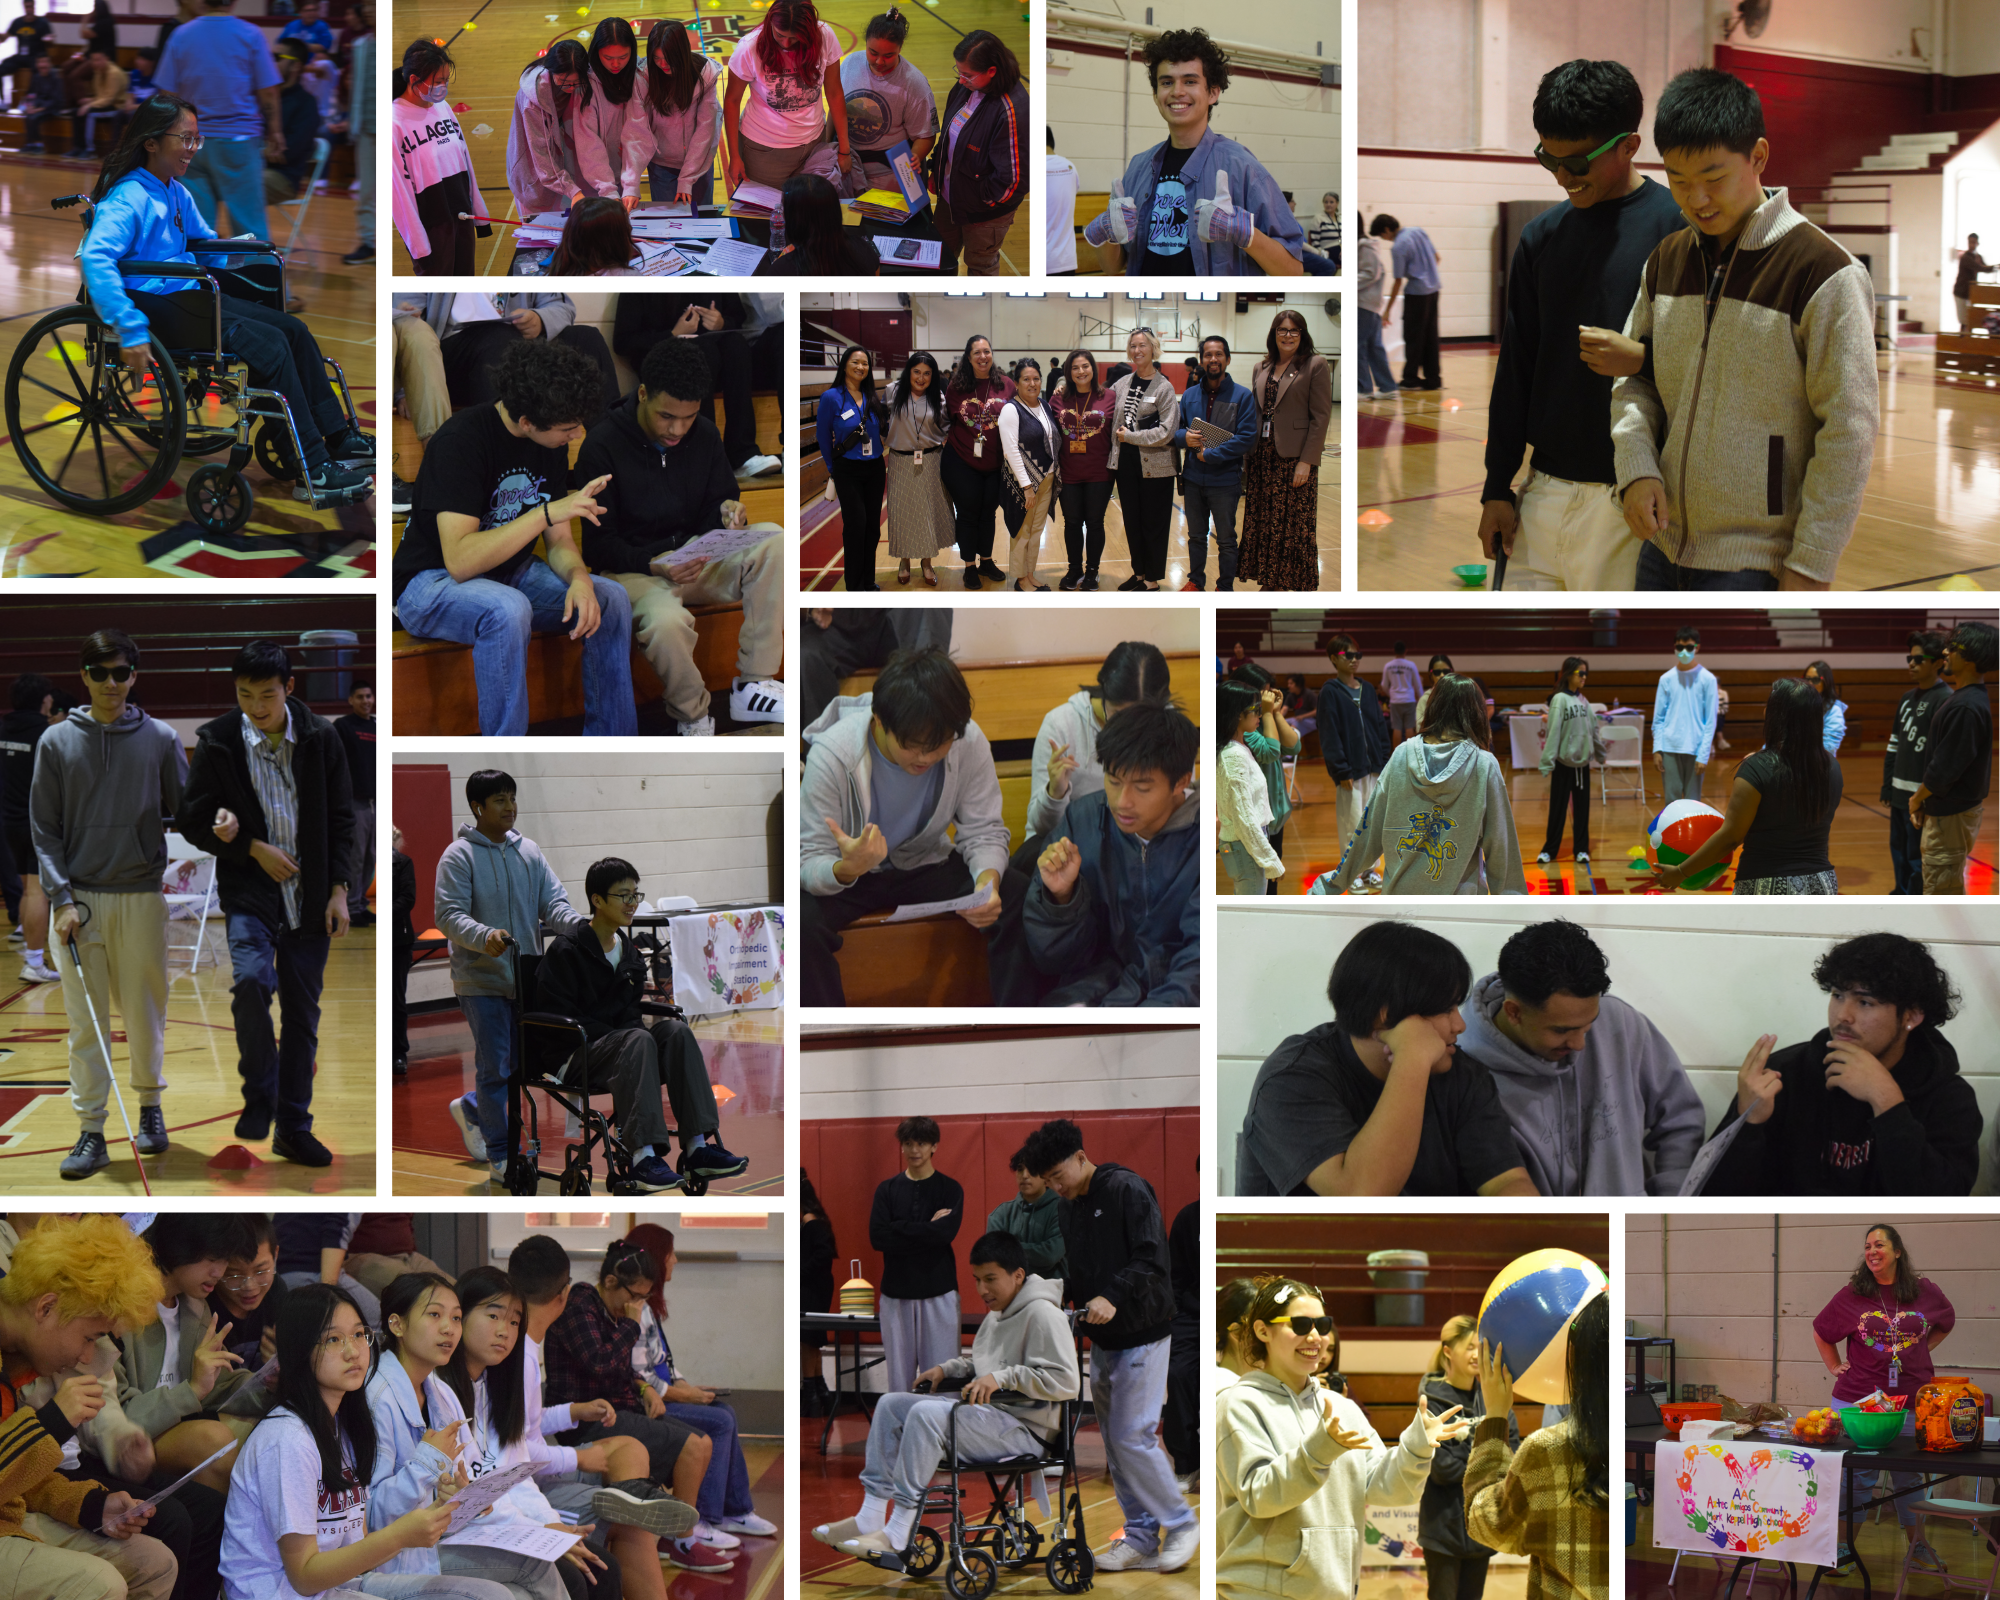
[1653,1441,1843,1566]
[666,908,785,1016]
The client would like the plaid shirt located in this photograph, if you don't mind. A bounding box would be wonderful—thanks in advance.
[1465,1414,1609,1600]
[241,704,301,929]
[542,1284,642,1414]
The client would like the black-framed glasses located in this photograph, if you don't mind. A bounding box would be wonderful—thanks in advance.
[84,664,134,683]
[608,890,644,904]
[1277,1315,1336,1337]
[1533,131,1635,177]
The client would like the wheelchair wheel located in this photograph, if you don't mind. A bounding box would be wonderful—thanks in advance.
[504,1153,541,1195]
[5,307,185,515]
[558,1146,593,1196]
[996,1520,1042,1567]
[945,1548,996,1600]
[1046,1538,1094,1594]
[185,463,255,535]
[254,418,303,481]
[903,1525,943,1578]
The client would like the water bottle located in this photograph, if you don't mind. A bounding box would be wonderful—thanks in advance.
[769,205,787,253]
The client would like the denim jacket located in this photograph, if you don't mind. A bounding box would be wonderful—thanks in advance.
[1173,374,1256,487]
[1116,129,1304,276]
[77,168,219,347]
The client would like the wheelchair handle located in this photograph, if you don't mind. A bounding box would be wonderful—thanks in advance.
[54,193,89,210]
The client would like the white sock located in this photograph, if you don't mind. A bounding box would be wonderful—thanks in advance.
[25,948,41,963]
[886,1504,918,1548]
[690,1132,708,1148]
[857,1494,889,1535]
[633,1145,656,1162]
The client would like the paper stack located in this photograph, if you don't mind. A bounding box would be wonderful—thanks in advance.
[847,188,912,225]
[726,179,784,217]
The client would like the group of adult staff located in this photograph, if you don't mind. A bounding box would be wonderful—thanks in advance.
[393,0,1027,276]
[817,309,1333,593]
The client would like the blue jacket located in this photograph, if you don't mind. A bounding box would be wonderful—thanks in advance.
[815,386,882,464]
[1317,675,1391,783]
[1117,128,1305,276]
[1173,374,1256,487]
[364,1357,467,1575]
[77,168,218,348]
[1023,786,1199,1008]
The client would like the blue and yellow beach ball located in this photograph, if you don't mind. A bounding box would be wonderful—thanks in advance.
[1478,1248,1608,1403]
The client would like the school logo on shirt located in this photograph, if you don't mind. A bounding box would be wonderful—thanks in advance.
[1397,810,1457,880]
[487,467,551,531]
[317,1477,367,1551]
[844,87,892,145]
[1149,174,1189,254]
[1824,1136,1873,1172]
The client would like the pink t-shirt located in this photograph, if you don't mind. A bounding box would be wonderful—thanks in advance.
[728,21,839,149]
[1812,1276,1955,1401]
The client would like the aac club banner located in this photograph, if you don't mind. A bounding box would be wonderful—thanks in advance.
[667,908,784,1015]
[1653,1440,1843,1566]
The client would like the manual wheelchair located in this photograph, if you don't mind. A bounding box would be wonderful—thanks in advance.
[4,198,370,535]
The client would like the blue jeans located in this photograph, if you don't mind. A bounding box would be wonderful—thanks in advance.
[1182,479,1241,581]
[227,912,330,1135]
[1302,249,1337,276]
[1635,542,1780,591]
[459,992,517,1164]
[1888,800,1923,893]
[663,1399,752,1520]
[395,558,636,736]
[1357,307,1395,394]
[181,134,270,240]
[1219,838,1264,894]
[1091,1337,1193,1552]
[649,162,716,208]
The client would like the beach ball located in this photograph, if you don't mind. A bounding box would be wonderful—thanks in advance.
[1478,1248,1607,1403]
[1648,799,1730,889]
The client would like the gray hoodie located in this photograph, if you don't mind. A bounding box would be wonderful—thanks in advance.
[936,1274,1079,1441]
[433,823,584,997]
[29,703,188,905]
[800,694,1010,897]
[1026,690,1103,839]
[1459,974,1707,1197]
[1334,737,1526,895]
[1217,1370,1436,1600]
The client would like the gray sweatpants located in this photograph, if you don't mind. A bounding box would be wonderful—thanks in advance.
[580,1017,720,1154]
[880,1292,961,1395]
[1660,753,1703,803]
[1092,1336,1194,1553]
[861,1391,1042,1505]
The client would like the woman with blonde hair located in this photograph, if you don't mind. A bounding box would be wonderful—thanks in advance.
[1418,1315,1517,1600]
[1106,326,1178,591]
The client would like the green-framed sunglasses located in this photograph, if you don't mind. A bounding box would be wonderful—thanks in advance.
[1534,132,1635,177]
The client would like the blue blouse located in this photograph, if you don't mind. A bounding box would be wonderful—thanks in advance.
[816,385,882,463]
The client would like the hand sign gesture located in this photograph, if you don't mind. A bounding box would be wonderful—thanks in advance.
[1316,1388,1372,1452]
[189,1314,243,1401]
[1046,741,1079,799]
[826,816,887,879]
[1417,1390,1473,1446]
[1735,1034,1782,1124]
[1037,837,1081,903]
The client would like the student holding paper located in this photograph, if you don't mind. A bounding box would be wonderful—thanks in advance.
[572,19,651,209]
[636,22,720,206]
[838,9,937,196]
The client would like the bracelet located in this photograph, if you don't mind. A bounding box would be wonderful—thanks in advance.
[543,501,553,530]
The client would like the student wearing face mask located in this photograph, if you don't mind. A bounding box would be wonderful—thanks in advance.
[573,18,650,209]
[925,30,1028,277]
[505,40,591,216]
[394,39,480,273]
[1650,625,1718,803]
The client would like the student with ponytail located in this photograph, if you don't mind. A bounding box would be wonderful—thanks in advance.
[837,9,937,195]
[1026,641,1173,839]
[1418,1315,1516,1600]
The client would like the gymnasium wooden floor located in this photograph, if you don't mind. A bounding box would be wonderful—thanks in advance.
[0,152,377,579]
[1355,343,2000,593]
[801,443,1343,590]
[0,917,376,1195]
[393,1003,785,1194]
[1251,734,1999,895]
[803,1407,1198,1600]
[392,0,1033,276]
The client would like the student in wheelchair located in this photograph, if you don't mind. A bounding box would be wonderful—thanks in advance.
[533,854,751,1194]
[814,1230,1080,1570]
[78,92,374,503]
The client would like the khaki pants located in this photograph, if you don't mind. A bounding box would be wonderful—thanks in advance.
[1510,470,1640,590]
[1007,478,1054,587]
[937,198,1014,276]
[2,1516,178,1600]
[614,530,783,721]
[392,313,451,444]
[1921,805,1982,894]
[1335,771,1378,883]
[58,891,168,1132]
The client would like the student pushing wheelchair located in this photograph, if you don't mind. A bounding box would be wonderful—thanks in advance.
[4,92,374,536]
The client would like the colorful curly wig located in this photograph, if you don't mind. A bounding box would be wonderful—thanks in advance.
[0,1215,162,1330]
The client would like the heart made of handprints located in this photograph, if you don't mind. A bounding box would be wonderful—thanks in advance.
[1676,1445,1820,1552]
[1858,1307,1926,1351]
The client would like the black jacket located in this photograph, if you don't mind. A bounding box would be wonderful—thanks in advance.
[391,848,416,949]
[925,80,1028,224]
[573,393,738,571]
[1417,1375,1519,1558]
[1055,1161,1173,1350]
[1168,1200,1197,1316]
[1315,675,1391,783]
[333,712,376,803]
[869,1169,963,1300]
[0,706,48,829]
[176,702,355,934]
[535,918,647,1042]
[1920,683,1993,817]
[610,292,747,372]
[1702,1027,1981,1196]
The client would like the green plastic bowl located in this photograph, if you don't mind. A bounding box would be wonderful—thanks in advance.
[1452,563,1488,588]
[1840,1407,1905,1447]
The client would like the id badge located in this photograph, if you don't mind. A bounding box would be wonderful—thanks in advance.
[1069,439,1086,454]
[1262,419,1273,439]
[914,449,925,468]
[860,442,871,457]
[974,436,984,459]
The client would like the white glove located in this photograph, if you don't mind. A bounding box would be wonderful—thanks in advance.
[1083,177,1136,247]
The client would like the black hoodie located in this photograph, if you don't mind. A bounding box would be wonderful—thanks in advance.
[1417,1374,1518,1558]
[1702,1028,1981,1196]
[535,917,648,1042]
[176,702,354,935]
[1054,1161,1173,1350]
[0,706,48,830]
[1919,682,1993,817]
[572,394,738,573]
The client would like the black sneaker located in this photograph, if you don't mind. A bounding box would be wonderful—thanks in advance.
[341,244,376,264]
[273,1129,334,1167]
[1058,570,1082,591]
[321,426,376,466]
[976,558,1006,584]
[136,1105,168,1156]
[236,1103,272,1140]
[391,475,415,514]
[1080,571,1100,591]
[296,461,373,505]
[685,1139,749,1178]
[962,564,981,590]
[60,1131,109,1180]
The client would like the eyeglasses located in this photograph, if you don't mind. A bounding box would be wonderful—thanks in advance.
[1275,1315,1335,1337]
[221,1264,276,1290]
[84,664,134,683]
[163,131,205,151]
[317,1330,374,1356]
[1533,131,1634,177]
[608,890,643,904]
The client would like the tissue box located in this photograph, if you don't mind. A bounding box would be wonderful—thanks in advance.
[1681,1419,1733,1441]
[1984,1416,1999,1444]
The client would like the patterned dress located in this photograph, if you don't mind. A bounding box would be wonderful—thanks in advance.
[1237,369,1323,593]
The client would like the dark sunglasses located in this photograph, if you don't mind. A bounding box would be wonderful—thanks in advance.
[1532,131,1634,177]
[1338,651,1362,661]
[84,664,134,683]
[1275,1315,1335,1337]
[1907,653,1940,664]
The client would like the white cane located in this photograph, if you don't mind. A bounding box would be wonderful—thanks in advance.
[61,930,153,1197]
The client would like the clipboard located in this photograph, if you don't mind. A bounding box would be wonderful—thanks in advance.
[883,138,929,214]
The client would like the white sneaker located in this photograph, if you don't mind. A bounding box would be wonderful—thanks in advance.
[1536,852,1553,865]
[693,1520,741,1551]
[738,453,782,477]
[1157,1522,1200,1573]
[19,960,59,984]
[1576,852,1590,865]
[730,677,784,724]
[713,1512,778,1537]
[1094,1538,1159,1572]
[449,1094,485,1160]
[677,715,716,738]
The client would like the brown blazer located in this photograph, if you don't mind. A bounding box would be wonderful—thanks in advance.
[1250,353,1333,463]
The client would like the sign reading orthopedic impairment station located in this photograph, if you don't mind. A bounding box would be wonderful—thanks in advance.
[667,907,785,1015]
[1653,1440,1843,1566]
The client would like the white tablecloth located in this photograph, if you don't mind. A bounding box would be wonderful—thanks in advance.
[666,906,784,1014]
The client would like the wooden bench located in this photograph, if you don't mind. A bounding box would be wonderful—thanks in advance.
[392,605,745,735]
[836,652,1205,743]
[833,911,993,1006]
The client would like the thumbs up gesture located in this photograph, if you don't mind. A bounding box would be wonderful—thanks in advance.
[1083,176,1136,247]
[826,816,889,880]
[1196,169,1252,248]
